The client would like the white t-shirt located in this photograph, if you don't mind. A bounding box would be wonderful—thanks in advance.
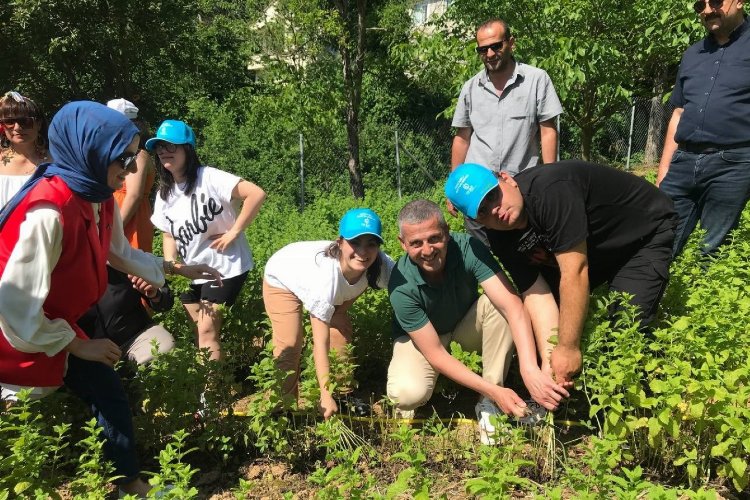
[151,166,253,283]
[264,240,394,324]
[0,174,32,208]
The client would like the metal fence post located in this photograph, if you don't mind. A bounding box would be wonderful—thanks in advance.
[556,115,561,162]
[395,128,402,199]
[625,103,635,171]
[299,133,305,211]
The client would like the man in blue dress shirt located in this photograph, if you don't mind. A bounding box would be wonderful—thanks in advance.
[657,0,750,257]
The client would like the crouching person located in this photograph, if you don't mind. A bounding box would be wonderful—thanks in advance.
[386,200,568,444]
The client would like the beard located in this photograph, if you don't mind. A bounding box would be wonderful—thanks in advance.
[484,55,510,74]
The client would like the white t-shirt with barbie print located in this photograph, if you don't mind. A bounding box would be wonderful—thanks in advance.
[264,240,395,324]
[151,166,253,284]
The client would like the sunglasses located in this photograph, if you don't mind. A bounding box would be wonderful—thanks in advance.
[115,152,138,170]
[475,187,500,220]
[154,141,178,153]
[475,40,505,55]
[693,0,724,13]
[0,116,36,129]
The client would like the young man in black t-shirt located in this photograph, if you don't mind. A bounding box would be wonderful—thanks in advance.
[445,160,677,388]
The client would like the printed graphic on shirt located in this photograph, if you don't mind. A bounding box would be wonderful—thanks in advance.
[167,192,224,259]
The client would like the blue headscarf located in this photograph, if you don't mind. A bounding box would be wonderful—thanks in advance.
[0,101,139,231]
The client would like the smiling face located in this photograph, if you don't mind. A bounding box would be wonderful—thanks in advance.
[106,136,140,190]
[474,172,528,231]
[398,216,450,279]
[338,234,382,279]
[2,118,41,149]
[476,21,515,74]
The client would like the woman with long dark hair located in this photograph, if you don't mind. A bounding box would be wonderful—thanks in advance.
[263,209,394,418]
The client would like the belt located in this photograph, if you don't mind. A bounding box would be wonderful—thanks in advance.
[679,140,750,154]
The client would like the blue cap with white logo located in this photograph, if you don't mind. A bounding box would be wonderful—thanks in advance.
[339,208,383,243]
[444,163,499,219]
[145,119,196,151]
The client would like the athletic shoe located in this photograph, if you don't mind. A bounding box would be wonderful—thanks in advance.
[393,407,416,420]
[475,396,501,445]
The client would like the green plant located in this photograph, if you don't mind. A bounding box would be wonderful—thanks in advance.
[69,418,117,498]
[147,430,199,498]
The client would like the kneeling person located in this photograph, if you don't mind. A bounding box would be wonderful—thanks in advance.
[78,266,175,365]
[387,200,567,443]
[445,161,677,389]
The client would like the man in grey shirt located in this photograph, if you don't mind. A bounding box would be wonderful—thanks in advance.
[450,18,563,242]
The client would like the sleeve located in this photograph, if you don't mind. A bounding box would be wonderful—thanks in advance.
[535,180,588,253]
[108,206,165,288]
[0,206,76,356]
[486,229,540,294]
[205,166,241,204]
[537,70,563,122]
[296,257,337,324]
[151,194,169,233]
[467,235,502,282]
[375,251,396,290]
[669,60,685,108]
[451,80,473,128]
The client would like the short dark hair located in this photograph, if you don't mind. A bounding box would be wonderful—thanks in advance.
[477,18,512,39]
[397,199,450,237]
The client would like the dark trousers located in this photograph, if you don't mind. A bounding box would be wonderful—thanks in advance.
[537,217,676,328]
[63,355,140,484]
[659,147,750,257]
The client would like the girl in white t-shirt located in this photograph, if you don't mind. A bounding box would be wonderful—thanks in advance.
[148,120,266,361]
[263,208,394,419]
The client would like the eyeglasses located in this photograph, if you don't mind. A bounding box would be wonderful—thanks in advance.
[115,152,138,170]
[475,41,505,55]
[693,0,724,13]
[0,116,36,129]
[475,187,500,220]
[154,141,178,153]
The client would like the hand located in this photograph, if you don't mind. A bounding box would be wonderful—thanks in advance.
[550,345,582,389]
[65,338,121,367]
[129,274,158,298]
[446,199,458,217]
[175,263,223,284]
[209,230,240,253]
[520,367,569,411]
[487,386,527,418]
[318,392,338,419]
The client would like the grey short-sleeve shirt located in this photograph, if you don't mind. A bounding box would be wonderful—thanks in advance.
[452,62,563,175]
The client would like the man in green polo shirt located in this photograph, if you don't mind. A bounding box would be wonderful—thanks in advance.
[386,199,567,444]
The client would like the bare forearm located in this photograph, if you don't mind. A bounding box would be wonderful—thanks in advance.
[426,347,498,397]
[522,283,559,368]
[539,121,558,164]
[451,130,471,168]
[311,318,332,394]
[557,271,589,350]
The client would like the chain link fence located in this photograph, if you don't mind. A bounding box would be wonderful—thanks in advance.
[293,96,675,209]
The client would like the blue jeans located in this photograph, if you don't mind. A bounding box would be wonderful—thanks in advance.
[660,146,750,257]
[63,355,140,484]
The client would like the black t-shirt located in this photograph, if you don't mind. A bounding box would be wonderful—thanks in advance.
[486,160,675,293]
[77,267,173,348]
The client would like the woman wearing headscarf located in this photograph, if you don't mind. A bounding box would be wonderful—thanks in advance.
[0,101,220,497]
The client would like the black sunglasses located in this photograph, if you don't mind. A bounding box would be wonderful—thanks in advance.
[475,41,505,55]
[693,0,724,13]
[0,116,36,129]
[115,152,138,170]
[154,141,178,153]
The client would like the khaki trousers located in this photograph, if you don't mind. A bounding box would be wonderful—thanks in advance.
[262,280,352,395]
[386,294,514,411]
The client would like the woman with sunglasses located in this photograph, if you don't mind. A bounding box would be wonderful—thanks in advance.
[148,120,266,362]
[263,209,394,418]
[0,91,49,208]
[0,101,220,497]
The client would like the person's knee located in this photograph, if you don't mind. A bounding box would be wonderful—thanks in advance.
[386,378,432,411]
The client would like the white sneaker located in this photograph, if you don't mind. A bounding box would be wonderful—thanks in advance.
[475,397,501,445]
[517,400,547,426]
[394,407,416,420]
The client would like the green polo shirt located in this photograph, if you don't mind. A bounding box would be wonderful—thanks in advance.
[388,232,501,339]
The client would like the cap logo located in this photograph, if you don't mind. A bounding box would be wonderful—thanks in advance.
[453,173,475,196]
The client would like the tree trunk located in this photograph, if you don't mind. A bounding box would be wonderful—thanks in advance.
[580,123,594,162]
[644,71,668,165]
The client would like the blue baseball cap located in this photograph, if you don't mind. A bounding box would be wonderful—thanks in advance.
[444,163,499,219]
[339,208,383,243]
[145,119,196,151]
